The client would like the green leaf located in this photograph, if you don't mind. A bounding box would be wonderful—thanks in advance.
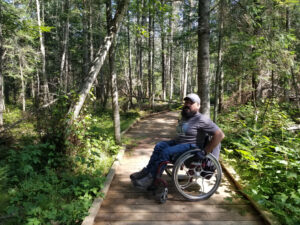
[287,172,297,179]
[224,148,233,154]
[26,218,41,225]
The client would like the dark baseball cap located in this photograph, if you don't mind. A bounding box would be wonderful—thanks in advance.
[184,93,200,104]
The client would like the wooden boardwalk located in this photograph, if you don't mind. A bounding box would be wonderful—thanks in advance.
[94,111,265,225]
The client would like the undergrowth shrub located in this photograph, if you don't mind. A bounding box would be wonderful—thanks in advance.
[219,100,300,225]
[0,99,136,224]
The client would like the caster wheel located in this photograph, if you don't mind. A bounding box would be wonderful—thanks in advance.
[155,187,168,204]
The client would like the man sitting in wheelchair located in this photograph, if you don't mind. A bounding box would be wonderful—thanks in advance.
[130,93,225,190]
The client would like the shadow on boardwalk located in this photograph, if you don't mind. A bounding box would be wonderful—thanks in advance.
[94,111,265,225]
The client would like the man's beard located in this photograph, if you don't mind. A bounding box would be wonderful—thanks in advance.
[181,106,197,119]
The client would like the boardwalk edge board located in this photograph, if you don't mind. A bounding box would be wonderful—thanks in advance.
[220,160,280,225]
[81,110,170,225]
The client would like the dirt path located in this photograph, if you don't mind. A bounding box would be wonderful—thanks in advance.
[94,111,265,225]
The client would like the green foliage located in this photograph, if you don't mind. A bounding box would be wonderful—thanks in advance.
[0,166,9,216]
[2,166,103,225]
[70,111,119,174]
[220,100,300,224]
[0,100,143,224]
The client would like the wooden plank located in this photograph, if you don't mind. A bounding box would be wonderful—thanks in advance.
[95,212,261,221]
[94,221,263,225]
[108,180,236,193]
[101,197,246,206]
[99,203,255,214]
[103,190,246,205]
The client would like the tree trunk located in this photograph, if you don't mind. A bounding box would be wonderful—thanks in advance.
[213,0,224,122]
[197,0,211,117]
[161,33,166,100]
[213,71,219,122]
[151,9,155,108]
[135,0,142,103]
[68,0,129,124]
[36,68,40,97]
[89,0,94,62]
[148,4,153,106]
[180,46,184,99]
[0,6,4,127]
[182,0,191,100]
[0,70,3,128]
[31,79,35,99]
[218,68,224,113]
[238,78,242,103]
[60,0,69,91]
[83,0,89,78]
[18,54,26,112]
[168,1,174,101]
[127,12,133,107]
[140,0,146,98]
[106,0,121,144]
[271,70,274,98]
[291,67,300,108]
[286,7,299,108]
[36,0,49,103]
[183,50,189,99]
[252,69,258,105]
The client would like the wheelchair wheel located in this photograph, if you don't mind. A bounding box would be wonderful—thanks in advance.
[155,186,168,204]
[172,150,222,201]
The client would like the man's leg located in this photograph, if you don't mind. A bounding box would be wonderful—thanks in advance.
[130,140,175,181]
[148,143,196,178]
[146,140,176,171]
[134,143,196,190]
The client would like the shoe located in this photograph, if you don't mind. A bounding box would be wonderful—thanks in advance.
[130,167,149,181]
[133,173,154,190]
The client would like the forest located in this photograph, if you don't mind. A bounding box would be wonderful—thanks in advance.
[0,0,299,224]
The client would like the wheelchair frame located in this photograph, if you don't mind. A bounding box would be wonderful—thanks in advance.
[152,149,222,203]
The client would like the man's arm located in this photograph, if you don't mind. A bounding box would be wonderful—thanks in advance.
[204,129,225,154]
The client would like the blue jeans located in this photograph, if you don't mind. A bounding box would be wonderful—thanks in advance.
[146,140,197,177]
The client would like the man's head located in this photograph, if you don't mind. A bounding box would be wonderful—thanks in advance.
[181,93,201,118]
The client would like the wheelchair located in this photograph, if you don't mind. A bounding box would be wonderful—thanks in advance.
[150,149,222,204]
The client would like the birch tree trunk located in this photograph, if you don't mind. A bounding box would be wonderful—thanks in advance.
[106,0,121,144]
[197,0,211,117]
[140,0,146,98]
[83,0,89,78]
[68,0,129,124]
[183,51,189,99]
[135,0,142,103]
[148,4,153,104]
[60,0,69,91]
[218,66,224,113]
[182,0,191,100]
[151,8,155,108]
[36,0,49,103]
[180,46,184,99]
[127,12,133,107]
[161,33,166,100]
[89,0,94,62]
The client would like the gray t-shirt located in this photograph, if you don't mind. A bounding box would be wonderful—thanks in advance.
[175,112,221,158]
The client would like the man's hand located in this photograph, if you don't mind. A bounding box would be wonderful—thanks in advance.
[204,129,225,154]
